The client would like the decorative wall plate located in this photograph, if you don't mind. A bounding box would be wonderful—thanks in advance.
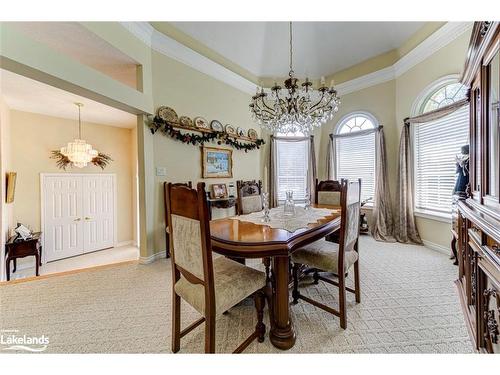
[194,117,210,129]
[179,116,194,128]
[247,128,258,140]
[210,120,224,132]
[157,106,178,123]
[225,124,236,135]
[236,127,245,137]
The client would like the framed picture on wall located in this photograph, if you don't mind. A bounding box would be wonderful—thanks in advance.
[202,146,233,178]
[6,172,17,203]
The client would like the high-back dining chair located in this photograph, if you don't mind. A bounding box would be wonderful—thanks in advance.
[291,179,361,329]
[236,180,263,215]
[164,181,192,258]
[235,179,272,280]
[166,182,267,353]
[315,179,342,244]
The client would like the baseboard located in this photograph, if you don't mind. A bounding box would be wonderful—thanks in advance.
[115,240,136,248]
[422,239,450,255]
[139,251,165,265]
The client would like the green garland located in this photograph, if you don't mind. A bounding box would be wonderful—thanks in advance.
[149,116,265,152]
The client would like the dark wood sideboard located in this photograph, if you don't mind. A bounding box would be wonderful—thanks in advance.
[454,21,500,353]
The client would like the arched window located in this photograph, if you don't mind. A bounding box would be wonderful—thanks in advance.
[335,112,377,201]
[413,77,469,217]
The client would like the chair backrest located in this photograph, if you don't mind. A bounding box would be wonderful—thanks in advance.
[164,181,192,230]
[338,179,362,255]
[165,182,214,292]
[315,179,342,206]
[236,180,263,215]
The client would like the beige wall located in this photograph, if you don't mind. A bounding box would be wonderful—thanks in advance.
[0,97,13,281]
[150,51,262,253]
[8,110,136,245]
[317,31,471,249]
[395,31,470,248]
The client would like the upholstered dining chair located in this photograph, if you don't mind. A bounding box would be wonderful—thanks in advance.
[291,179,361,329]
[166,182,267,353]
[236,180,272,280]
[164,181,192,258]
[236,180,263,215]
[315,179,342,244]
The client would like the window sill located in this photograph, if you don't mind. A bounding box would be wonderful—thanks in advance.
[361,202,373,210]
[414,210,451,224]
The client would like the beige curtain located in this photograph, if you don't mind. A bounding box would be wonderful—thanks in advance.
[394,98,469,243]
[394,124,422,244]
[308,136,317,203]
[371,128,395,242]
[326,135,336,180]
[269,136,278,208]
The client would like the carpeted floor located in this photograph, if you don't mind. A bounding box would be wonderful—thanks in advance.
[0,236,474,353]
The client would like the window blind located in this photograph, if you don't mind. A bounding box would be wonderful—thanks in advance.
[414,105,469,215]
[276,139,309,202]
[336,132,375,201]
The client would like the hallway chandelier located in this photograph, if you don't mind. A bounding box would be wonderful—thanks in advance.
[60,103,99,168]
[250,22,340,135]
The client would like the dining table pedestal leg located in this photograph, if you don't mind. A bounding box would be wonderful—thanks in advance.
[270,255,296,350]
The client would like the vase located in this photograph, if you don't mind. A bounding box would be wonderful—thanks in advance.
[283,191,295,216]
[261,192,271,223]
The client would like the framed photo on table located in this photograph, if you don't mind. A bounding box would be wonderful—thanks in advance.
[202,146,232,178]
[211,184,228,199]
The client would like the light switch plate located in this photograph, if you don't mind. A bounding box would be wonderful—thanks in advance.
[156,167,167,176]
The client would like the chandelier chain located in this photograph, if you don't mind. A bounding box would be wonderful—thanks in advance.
[289,21,293,75]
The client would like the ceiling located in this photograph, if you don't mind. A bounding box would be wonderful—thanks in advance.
[169,22,426,79]
[0,69,137,128]
[11,22,139,89]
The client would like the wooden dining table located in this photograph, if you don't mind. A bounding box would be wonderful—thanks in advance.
[210,204,341,350]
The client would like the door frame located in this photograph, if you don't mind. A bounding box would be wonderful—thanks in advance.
[40,173,118,264]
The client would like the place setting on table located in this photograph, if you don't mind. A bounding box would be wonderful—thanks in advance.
[209,175,341,350]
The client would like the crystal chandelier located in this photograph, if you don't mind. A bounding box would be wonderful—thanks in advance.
[250,22,340,135]
[60,103,99,168]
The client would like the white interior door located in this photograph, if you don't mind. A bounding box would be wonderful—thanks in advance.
[82,175,115,253]
[42,174,116,262]
[43,176,84,262]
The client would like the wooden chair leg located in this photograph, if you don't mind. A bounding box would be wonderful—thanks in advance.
[165,232,170,258]
[292,263,300,304]
[205,313,216,353]
[172,292,181,353]
[13,258,17,273]
[313,269,319,285]
[338,270,347,329]
[354,261,361,303]
[263,257,271,281]
[255,291,266,342]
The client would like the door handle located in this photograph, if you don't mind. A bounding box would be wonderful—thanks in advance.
[84,217,92,220]
[74,218,81,221]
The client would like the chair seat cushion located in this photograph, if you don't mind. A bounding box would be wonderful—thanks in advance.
[174,256,266,316]
[291,238,358,274]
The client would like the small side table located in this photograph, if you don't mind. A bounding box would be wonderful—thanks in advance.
[207,197,238,220]
[5,232,42,281]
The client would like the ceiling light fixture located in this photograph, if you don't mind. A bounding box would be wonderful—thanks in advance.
[60,103,99,168]
[249,22,341,135]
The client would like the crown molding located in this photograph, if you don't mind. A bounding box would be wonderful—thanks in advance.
[336,65,395,96]
[121,22,154,47]
[393,22,472,77]
[121,21,257,95]
[121,22,472,97]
